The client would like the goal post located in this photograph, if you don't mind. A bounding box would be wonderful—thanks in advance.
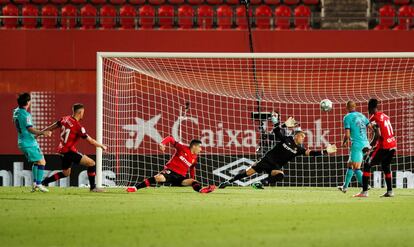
[96,52,414,188]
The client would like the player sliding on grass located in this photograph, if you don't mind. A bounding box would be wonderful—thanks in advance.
[218,115,337,189]
[40,103,107,192]
[354,98,397,198]
[127,136,216,193]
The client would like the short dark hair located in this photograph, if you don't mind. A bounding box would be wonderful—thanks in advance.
[368,98,378,112]
[72,103,84,113]
[189,139,202,148]
[17,93,31,107]
[294,130,306,137]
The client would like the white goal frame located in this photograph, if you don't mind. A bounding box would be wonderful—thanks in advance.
[96,52,414,188]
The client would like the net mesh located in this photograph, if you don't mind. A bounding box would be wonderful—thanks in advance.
[99,54,414,188]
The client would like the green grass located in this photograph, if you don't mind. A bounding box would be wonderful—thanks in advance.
[1,187,414,247]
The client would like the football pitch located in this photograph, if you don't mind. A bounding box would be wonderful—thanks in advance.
[1,187,413,247]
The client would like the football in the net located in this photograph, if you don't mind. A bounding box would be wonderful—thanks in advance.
[320,99,333,112]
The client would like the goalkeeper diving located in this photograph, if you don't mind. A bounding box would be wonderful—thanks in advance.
[218,115,337,189]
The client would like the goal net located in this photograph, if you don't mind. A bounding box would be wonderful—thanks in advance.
[96,53,414,188]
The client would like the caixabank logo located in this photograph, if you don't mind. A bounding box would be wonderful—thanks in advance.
[212,158,268,186]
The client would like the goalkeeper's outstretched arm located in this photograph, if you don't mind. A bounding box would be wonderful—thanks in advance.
[305,144,337,156]
[272,116,298,141]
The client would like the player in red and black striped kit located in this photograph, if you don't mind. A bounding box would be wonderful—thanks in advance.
[354,99,397,198]
[126,136,215,193]
[41,103,107,192]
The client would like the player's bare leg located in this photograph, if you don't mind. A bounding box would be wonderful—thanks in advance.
[79,155,103,192]
[219,166,257,189]
[182,179,215,193]
[126,173,165,193]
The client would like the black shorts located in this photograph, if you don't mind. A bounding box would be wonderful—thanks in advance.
[252,159,283,174]
[368,148,396,166]
[160,169,187,186]
[60,151,83,170]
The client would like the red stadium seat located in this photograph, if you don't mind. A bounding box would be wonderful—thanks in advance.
[70,0,87,4]
[148,0,165,5]
[236,5,252,29]
[393,5,413,30]
[263,0,280,5]
[41,5,58,29]
[178,5,194,29]
[303,0,319,4]
[187,0,204,4]
[158,5,174,29]
[376,5,396,29]
[2,4,19,29]
[128,0,145,4]
[0,0,11,4]
[13,0,30,4]
[275,5,291,30]
[110,0,126,4]
[197,5,214,29]
[139,5,155,29]
[284,0,300,5]
[22,4,39,29]
[119,4,136,29]
[225,0,239,4]
[250,0,262,5]
[51,0,68,4]
[255,5,272,29]
[100,5,116,29]
[90,0,107,4]
[206,0,223,5]
[294,5,311,30]
[393,0,410,5]
[80,4,97,29]
[32,0,49,4]
[227,0,261,4]
[61,4,77,29]
[217,5,233,29]
[168,0,185,4]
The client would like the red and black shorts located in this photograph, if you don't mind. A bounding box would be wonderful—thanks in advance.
[159,169,187,186]
[368,148,396,166]
[60,151,83,170]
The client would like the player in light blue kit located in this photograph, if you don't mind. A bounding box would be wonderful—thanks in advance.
[338,100,371,193]
[13,93,52,192]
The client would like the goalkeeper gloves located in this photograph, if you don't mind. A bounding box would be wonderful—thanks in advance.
[284,117,297,128]
[325,144,337,154]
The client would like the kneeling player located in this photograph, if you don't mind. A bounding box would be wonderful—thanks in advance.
[218,116,337,189]
[126,136,215,193]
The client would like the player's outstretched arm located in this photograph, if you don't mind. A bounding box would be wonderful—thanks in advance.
[272,116,298,141]
[159,136,185,151]
[305,144,337,156]
[41,121,60,132]
[86,136,107,151]
[28,127,51,137]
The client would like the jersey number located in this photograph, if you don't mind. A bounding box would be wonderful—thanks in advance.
[61,126,70,144]
[384,119,394,136]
